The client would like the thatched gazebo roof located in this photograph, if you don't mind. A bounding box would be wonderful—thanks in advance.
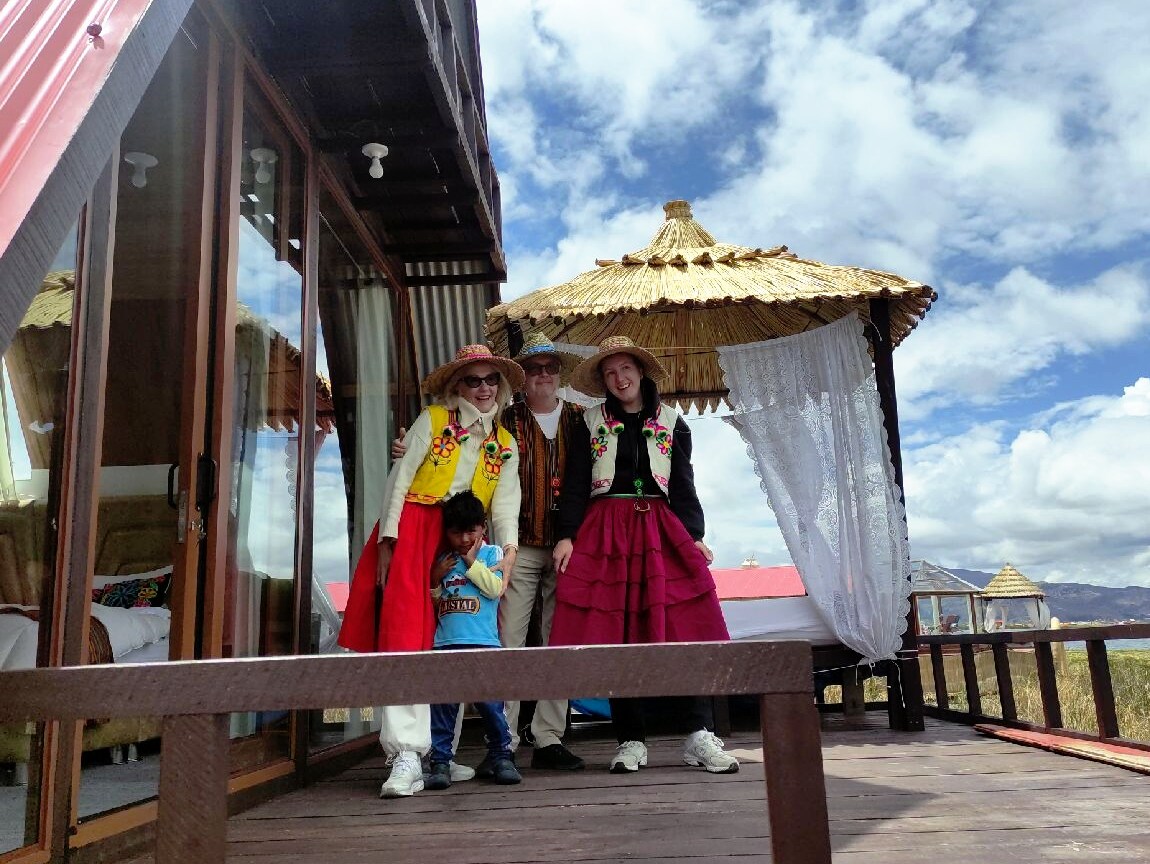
[981,563,1045,599]
[487,200,936,411]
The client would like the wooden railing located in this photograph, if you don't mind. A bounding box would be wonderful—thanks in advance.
[0,641,832,864]
[918,623,1150,750]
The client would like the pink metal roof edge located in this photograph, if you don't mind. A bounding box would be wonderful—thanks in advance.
[0,0,154,259]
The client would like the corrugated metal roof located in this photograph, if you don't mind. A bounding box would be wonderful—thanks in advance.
[407,260,496,387]
[0,0,192,350]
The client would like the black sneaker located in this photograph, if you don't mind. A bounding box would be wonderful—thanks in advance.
[424,761,452,791]
[474,755,495,779]
[489,756,522,785]
[531,743,585,771]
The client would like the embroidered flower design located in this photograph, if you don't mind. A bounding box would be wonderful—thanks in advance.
[591,435,608,459]
[429,434,458,462]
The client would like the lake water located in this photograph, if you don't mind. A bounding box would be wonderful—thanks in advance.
[1063,638,1150,651]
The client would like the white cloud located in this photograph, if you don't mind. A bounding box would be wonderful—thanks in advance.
[903,379,1150,586]
[894,263,1150,417]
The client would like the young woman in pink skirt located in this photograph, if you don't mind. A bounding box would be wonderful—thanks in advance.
[550,336,738,776]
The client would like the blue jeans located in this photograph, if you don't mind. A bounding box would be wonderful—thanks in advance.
[428,646,512,765]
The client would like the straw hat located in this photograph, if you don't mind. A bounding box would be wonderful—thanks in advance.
[422,344,525,396]
[513,332,580,382]
[570,335,668,396]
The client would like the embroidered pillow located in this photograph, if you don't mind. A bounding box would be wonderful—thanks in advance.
[93,571,172,608]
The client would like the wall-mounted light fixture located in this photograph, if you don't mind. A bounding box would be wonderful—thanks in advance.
[362,143,389,179]
[123,151,157,188]
[250,147,278,184]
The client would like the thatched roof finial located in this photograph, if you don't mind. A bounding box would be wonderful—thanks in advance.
[663,199,692,220]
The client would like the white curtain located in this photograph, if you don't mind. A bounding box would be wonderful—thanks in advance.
[353,284,392,557]
[717,313,911,663]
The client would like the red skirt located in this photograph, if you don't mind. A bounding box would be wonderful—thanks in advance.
[337,502,443,653]
[548,497,729,646]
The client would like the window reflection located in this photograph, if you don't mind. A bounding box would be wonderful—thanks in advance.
[0,223,77,853]
[223,90,307,770]
[308,195,398,751]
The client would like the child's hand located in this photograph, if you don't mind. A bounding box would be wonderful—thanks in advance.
[431,553,457,584]
[461,535,483,568]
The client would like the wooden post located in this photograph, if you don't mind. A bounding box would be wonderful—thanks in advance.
[156,714,230,864]
[1034,642,1063,729]
[868,298,925,732]
[960,644,982,716]
[930,644,949,709]
[760,693,832,864]
[992,643,1017,721]
[1085,640,1119,739]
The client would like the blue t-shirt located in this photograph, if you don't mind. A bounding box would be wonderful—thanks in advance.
[433,543,503,649]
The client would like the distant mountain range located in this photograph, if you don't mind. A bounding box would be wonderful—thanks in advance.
[948,568,1150,624]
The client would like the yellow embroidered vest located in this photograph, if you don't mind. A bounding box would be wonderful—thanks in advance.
[405,404,515,509]
[585,403,677,497]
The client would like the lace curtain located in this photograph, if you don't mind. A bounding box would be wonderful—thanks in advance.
[717,313,911,663]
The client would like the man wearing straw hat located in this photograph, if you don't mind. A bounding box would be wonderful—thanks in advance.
[390,333,587,772]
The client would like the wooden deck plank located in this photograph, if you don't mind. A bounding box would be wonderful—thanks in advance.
[119,718,1150,864]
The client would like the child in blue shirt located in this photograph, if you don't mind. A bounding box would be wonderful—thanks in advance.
[425,491,521,789]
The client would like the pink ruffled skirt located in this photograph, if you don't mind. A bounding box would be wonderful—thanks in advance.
[548,497,729,646]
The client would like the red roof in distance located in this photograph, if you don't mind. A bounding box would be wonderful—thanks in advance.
[710,565,805,600]
[323,581,350,613]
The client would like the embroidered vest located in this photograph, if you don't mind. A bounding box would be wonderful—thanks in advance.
[405,404,515,509]
[585,403,676,497]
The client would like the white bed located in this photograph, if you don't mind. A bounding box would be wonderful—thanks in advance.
[720,596,839,645]
[0,604,170,671]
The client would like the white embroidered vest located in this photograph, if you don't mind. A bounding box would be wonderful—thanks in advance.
[585,403,677,497]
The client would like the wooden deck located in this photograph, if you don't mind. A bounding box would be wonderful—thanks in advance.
[125,714,1150,864]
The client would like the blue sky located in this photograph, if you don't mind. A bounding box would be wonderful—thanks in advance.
[476,0,1150,588]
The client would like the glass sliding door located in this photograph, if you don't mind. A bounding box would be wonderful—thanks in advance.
[77,10,213,820]
[308,192,399,751]
[0,225,79,854]
[220,83,307,771]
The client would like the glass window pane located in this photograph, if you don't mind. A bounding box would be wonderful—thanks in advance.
[0,224,77,854]
[307,194,398,751]
[77,13,210,821]
[222,85,306,770]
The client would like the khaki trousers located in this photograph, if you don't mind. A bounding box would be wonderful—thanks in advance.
[499,543,568,750]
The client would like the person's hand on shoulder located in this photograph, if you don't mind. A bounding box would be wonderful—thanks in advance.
[390,426,408,461]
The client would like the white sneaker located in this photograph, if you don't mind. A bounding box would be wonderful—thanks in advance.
[610,740,648,774]
[450,761,475,782]
[682,730,739,774]
[380,751,425,798]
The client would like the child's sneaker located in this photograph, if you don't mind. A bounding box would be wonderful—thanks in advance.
[380,750,424,797]
[609,740,647,774]
[682,730,739,774]
[449,761,475,782]
[488,755,522,785]
[424,761,453,791]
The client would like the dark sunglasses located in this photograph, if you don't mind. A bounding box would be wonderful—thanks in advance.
[523,360,562,376]
[460,372,501,389]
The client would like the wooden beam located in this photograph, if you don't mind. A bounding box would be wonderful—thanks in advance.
[156,714,229,864]
[0,641,814,722]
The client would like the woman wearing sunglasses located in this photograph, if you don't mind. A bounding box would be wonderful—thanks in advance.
[339,344,523,798]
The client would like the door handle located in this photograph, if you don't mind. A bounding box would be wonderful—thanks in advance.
[166,463,179,510]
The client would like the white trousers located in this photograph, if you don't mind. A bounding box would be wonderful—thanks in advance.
[499,543,568,750]
[378,703,430,757]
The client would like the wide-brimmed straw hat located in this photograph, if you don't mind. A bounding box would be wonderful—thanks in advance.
[422,344,526,396]
[513,332,580,383]
[569,335,668,396]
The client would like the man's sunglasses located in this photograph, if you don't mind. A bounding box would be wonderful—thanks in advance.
[460,372,501,389]
[523,360,562,376]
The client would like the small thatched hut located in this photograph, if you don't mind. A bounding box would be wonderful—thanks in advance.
[979,563,1050,631]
